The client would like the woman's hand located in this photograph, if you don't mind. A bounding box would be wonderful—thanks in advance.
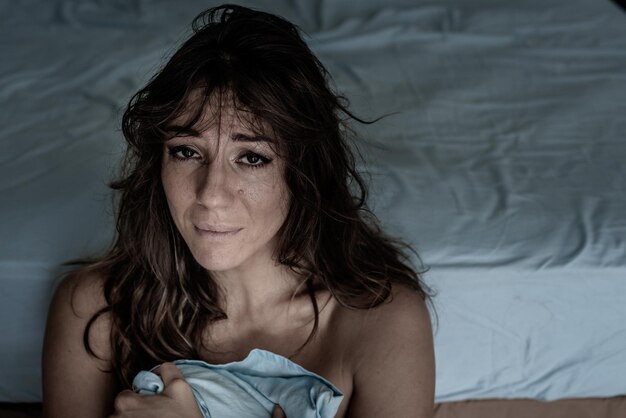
[108,362,203,418]
[109,362,287,418]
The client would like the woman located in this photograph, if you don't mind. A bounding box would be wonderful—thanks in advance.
[42,4,435,418]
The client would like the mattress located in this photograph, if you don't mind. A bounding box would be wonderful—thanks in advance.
[1,0,625,405]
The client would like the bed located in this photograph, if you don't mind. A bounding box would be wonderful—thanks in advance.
[1,0,625,416]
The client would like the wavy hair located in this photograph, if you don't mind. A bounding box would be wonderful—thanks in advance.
[62,3,431,389]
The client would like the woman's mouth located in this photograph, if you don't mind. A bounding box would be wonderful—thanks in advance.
[194,226,242,241]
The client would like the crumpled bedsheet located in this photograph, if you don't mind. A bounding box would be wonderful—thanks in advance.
[131,349,343,418]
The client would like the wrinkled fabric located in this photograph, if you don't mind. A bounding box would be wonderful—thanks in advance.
[132,349,344,418]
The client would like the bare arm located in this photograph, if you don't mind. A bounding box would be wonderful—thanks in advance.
[346,284,435,418]
[42,271,119,418]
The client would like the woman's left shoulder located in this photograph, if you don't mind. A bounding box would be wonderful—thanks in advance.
[332,281,433,367]
[333,282,435,417]
[378,281,430,319]
[364,282,430,339]
[337,282,431,337]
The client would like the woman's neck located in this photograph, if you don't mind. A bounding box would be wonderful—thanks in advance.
[210,255,307,325]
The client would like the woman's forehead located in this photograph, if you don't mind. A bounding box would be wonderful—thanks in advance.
[168,88,271,136]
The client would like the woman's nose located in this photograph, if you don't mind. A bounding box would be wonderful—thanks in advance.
[195,158,236,209]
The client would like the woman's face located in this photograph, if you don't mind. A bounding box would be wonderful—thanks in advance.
[160,98,290,273]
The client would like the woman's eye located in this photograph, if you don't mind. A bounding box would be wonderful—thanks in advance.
[239,152,271,169]
[168,145,199,161]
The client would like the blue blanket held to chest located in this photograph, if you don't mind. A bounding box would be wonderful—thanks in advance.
[131,348,344,418]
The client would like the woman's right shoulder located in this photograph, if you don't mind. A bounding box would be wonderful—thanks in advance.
[49,267,114,361]
[42,267,119,418]
[54,268,108,318]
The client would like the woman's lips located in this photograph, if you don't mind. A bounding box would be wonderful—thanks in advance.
[194,226,242,241]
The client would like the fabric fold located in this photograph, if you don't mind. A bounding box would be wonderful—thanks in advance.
[132,348,344,418]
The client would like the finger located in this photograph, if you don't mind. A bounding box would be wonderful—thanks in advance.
[113,389,141,412]
[272,404,286,418]
[157,362,184,386]
[158,362,197,401]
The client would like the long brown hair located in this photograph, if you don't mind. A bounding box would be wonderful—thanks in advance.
[62,3,431,389]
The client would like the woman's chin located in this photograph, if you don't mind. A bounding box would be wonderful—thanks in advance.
[196,258,238,272]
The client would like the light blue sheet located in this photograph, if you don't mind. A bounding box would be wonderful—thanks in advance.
[131,349,343,418]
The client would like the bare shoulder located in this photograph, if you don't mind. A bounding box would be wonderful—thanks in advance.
[42,267,118,418]
[336,282,435,418]
[51,268,112,358]
[337,282,433,368]
[58,268,106,310]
